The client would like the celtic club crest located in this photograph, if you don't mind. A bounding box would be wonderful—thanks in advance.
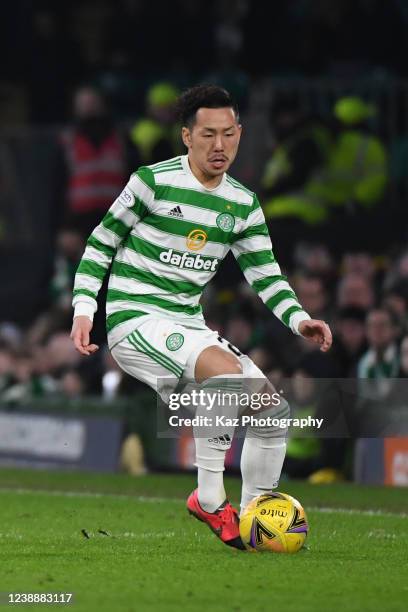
[166,333,184,351]
[216,213,235,232]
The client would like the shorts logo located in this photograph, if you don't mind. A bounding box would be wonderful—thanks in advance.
[166,333,184,351]
[216,213,235,232]
[186,229,207,251]
[117,187,134,208]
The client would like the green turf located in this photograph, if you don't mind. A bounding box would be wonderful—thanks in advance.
[0,469,406,612]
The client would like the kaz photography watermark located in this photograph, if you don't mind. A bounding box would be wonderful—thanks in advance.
[165,388,324,431]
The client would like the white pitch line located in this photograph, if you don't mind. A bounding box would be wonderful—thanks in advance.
[0,487,406,519]
[308,505,408,519]
[0,486,182,503]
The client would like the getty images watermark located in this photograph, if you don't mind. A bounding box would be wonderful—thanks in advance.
[165,388,324,430]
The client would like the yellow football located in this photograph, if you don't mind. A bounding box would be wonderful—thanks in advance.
[239,492,308,553]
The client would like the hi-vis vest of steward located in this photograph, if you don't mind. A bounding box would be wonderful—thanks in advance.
[62,130,126,214]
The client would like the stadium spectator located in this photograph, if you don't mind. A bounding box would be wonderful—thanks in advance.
[376,334,408,437]
[314,97,389,213]
[1,350,31,402]
[46,332,81,371]
[330,307,367,377]
[383,249,408,291]
[284,351,349,482]
[337,273,375,310]
[293,243,334,281]
[283,365,322,479]
[293,274,331,321]
[60,86,127,237]
[129,82,181,168]
[341,252,376,280]
[260,96,331,262]
[27,228,85,347]
[59,368,86,399]
[383,282,408,320]
[357,309,399,379]
[354,308,400,440]
[0,349,53,403]
[261,96,330,216]
[382,284,408,339]
[50,228,86,310]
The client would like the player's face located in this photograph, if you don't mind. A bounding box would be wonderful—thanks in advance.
[182,107,242,180]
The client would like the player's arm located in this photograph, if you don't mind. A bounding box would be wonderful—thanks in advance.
[230,195,332,352]
[71,166,155,356]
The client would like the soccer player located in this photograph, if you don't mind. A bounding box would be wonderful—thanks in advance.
[71,85,332,550]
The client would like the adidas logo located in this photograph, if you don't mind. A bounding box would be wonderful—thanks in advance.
[168,205,183,219]
[208,434,232,446]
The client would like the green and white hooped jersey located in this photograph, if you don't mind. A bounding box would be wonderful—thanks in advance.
[73,155,310,348]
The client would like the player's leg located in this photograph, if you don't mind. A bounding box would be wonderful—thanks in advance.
[238,357,289,515]
[192,346,243,511]
[188,339,288,517]
[194,345,243,382]
[184,344,247,549]
[112,321,247,550]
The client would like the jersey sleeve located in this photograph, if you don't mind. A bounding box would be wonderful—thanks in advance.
[231,195,310,334]
[72,166,155,318]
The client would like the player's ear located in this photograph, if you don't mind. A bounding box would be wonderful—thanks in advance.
[182,126,192,149]
[237,123,243,142]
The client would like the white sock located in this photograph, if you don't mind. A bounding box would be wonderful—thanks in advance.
[240,436,286,515]
[194,437,226,512]
[193,374,243,513]
[197,466,226,513]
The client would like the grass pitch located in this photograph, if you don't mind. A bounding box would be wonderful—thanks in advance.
[0,469,406,612]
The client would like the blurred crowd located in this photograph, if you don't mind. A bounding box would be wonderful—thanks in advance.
[2,242,408,398]
[1,82,407,409]
[1,83,408,479]
[2,0,408,479]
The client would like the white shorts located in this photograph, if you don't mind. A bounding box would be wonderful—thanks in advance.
[110,316,264,401]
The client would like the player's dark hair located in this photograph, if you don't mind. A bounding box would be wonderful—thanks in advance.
[176,84,239,127]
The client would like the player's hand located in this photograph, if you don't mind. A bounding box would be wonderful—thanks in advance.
[70,316,99,356]
[298,319,332,352]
